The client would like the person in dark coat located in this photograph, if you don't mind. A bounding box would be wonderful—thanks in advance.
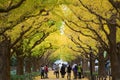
[72,64,78,79]
[40,65,44,79]
[60,64,66,78]
[67,64,72,80]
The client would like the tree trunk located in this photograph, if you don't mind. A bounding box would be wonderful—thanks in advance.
[82,59,89,71]
[108,24,120,80]
[16,54,24,75]
[32,57,38,72]
[98,52,106,78]
[25,56,31,73]
[117,42,120,64]
[82,59,89,76]
[40,57,45,65]
[0,40,10,80]
[92,58,95,73]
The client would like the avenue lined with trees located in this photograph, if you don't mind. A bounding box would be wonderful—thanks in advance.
[0,0,120,80]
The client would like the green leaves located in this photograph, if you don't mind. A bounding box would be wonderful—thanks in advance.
[48,20,56,27]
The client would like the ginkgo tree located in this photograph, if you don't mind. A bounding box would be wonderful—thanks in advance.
[1,0,120,80]
[0,0,67,79]
[48,0,120,80]
[58,0,120,80]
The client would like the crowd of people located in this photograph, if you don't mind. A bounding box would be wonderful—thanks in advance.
[40,63,83,80]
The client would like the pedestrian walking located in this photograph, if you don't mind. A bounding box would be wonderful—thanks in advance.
[44,65,49,78]
[77,63,82,79]
[60,64,66,78]
[40,65,44,79]
[54,64,60,78]
[67,64,72,80]
[72,64,78,79]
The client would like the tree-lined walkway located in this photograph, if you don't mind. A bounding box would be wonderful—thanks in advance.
[34,70,88,80]
[34,70,112,80]
[0,0,120,80]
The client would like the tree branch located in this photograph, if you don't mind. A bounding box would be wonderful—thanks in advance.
[30,32,50,50]
[0,0,26,13]
[79,0,107,21]
[11,25,32,48]
[0,9,49,35]
[65,21,97,41]
[108,0,120,12]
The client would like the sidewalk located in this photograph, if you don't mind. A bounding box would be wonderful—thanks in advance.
[34,71,88,80]
[35,77,88,80]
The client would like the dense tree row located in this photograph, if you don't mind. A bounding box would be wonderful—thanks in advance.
[0,0,120,80]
